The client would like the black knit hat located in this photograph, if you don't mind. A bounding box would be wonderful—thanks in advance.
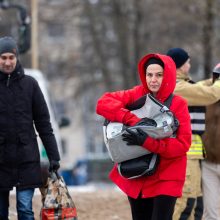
[166,48,189,68]
[0,36,18,56]
[144,57,164,70]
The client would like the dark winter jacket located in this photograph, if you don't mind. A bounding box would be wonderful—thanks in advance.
[0,62,60,190]
[202,101,220,163]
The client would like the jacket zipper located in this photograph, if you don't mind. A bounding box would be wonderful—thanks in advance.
[6,74,11,87]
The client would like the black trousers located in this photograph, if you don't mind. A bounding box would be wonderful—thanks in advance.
[128,195,177,220]
[179,196,203,220]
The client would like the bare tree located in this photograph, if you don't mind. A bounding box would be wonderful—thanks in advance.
[203,0,215,78]
[82,0,113,91]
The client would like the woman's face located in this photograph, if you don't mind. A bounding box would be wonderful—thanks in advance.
[145,64,164,95]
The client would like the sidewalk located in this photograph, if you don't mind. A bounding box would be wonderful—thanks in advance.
[9,183,131,220]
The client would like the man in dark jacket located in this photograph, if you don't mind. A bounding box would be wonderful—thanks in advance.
[0,36,60,220]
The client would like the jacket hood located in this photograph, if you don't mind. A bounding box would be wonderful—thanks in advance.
[138,53,176,102]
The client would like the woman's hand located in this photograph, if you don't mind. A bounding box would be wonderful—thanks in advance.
[122,128,148,146]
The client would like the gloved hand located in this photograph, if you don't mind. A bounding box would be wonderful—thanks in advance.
[212,64,220,83]
[49,160,60,172]
[135,117,157,127]
[122,128,148,146]
[213,72,220,83]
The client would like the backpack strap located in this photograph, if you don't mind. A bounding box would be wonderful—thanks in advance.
[126,95,147,111]
[164,94,174,109]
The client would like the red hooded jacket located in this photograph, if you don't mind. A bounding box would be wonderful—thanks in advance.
[96,53,191,198]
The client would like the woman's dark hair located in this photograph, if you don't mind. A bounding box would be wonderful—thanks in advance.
[144,57,164,70]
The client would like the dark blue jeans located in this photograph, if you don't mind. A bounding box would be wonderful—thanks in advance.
[0,188,35,220]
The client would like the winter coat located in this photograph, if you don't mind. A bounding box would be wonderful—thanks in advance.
[0,62,60,190]
[96,53,192,199]
[174,73,220,106]
[202,102,220,163]
[175,76,220,160]
[197,79,220,163]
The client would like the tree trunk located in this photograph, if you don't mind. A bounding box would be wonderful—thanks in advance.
[203,0,214,78]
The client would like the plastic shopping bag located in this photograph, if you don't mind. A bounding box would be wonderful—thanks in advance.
[40,171,77,220]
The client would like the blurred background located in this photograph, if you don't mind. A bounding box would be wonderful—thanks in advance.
[1,0,220,186]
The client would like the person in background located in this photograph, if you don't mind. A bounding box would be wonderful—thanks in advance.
[166,47,220,220]
[0,36,60,220]
[201,63,220,220]
[96,53,191,220]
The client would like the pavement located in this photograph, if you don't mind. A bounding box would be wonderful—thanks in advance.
[9,182,130,220]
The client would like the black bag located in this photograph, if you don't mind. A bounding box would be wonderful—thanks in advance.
[118,153,159,179]
[117,94,174,179]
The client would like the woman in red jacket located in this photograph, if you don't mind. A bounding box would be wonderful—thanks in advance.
[96,53,191,220]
